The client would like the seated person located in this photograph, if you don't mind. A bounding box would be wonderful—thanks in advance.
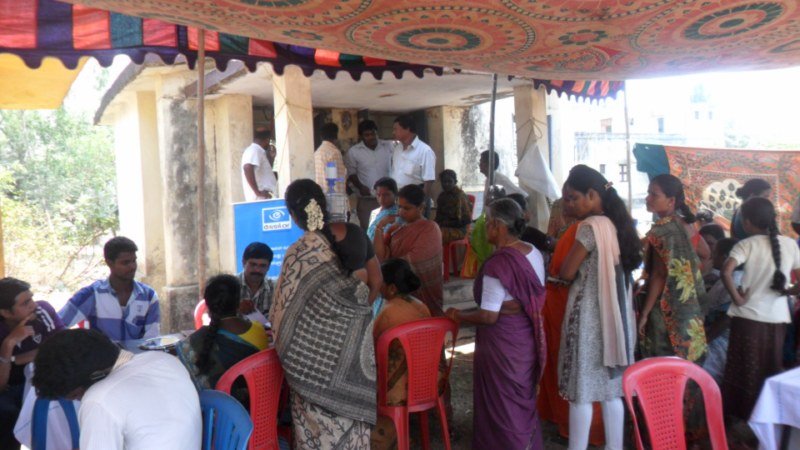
[702,238,741,385]
[177,274,268,391]
[371,259,433,450]
[59,237,159,343]
[367,177,401,240]
[325,221,382,304]
[237,242,275,321]
[33,329,201,450]
[435,169,472,245]
[0,278,64,449]
[699,223,726,256]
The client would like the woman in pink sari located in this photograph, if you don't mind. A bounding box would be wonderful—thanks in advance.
[374,184,444,316]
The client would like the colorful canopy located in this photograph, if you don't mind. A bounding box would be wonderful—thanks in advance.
[49,0,800,80]
[0,0,440,81]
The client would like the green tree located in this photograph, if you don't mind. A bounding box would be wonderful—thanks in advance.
[0,108,118,291]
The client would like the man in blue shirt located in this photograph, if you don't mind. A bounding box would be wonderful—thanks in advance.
[60,237,160,343]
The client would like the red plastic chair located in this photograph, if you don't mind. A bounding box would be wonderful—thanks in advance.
[194,300,208,330]
[443,194,476,281]
[376,317,459,450]
[216,348,290,450]
[622,357,729,450]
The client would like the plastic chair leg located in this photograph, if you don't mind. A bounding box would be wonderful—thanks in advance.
[419,411,431,450]
[442,246,451,282]
[388,411,410,450]
[437,398,452,450]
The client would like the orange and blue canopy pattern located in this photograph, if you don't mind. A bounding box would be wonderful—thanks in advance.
[47,0,800,80]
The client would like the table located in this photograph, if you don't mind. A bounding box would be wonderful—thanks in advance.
[749,366,800,450]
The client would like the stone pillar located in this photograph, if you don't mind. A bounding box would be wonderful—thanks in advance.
[424,107,445,201]
[211,94,253,272]
[106,91,166,296]
[272,66,314,193]
[514,85,551,230]
[153,72,205,332]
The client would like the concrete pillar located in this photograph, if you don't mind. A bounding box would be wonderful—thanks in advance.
[424,107,445,201]
[272,66,314,193]
[153,71,205,332]
[211,94,253,272]
[514,85,551,230]
[108,91,166,296]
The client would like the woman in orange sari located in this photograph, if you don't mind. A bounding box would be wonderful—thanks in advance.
[374,184,444,316]
[537,194,605,446]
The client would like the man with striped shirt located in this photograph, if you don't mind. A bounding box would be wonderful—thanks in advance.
[60,237,160,343]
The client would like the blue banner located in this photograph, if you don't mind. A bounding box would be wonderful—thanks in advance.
[233,199,303,278]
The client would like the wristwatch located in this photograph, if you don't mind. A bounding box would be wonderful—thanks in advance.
[0,355,15,365]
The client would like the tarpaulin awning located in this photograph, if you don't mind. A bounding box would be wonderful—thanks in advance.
[51,0,800,80]
[0,54,86,109]
[633,143,800,238]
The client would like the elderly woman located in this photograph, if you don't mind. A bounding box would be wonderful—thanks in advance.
[445,199,547,450]
[270,179,376,448]
[367,177,400,240]
[374,184,444,316]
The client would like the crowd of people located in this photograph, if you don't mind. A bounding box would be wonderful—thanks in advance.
[0,116,799,450]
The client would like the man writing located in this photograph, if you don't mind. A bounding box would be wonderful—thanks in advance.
[242,130,277,201]
[0,278,64,449]
[60,237,160,344]
[390,115,436,212]
[345,120,393,228]
[33,329,201,450]
[237,242,275,321]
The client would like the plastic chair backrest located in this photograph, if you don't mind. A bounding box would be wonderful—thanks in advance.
[32,398,80,450]
[216,348,285,450]
[622,357,728,450]
[200,390,253,450]
[194,300,208,330]
[376,317,458,411]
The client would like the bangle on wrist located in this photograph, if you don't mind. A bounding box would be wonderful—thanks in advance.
[0,355,15,365]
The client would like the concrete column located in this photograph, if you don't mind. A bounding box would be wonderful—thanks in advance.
[107,91,166,296]
[424,107,445,201]
[514,85,551,230]
[153,71,205,332]
[211,94,253,272]
[272,66,314,193]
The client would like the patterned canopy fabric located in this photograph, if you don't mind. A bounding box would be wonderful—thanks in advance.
[42,0,800,80]
[0,0,441,80]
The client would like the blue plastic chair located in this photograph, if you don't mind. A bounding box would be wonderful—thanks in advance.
[31,397,80,450]
[200,389,254,450]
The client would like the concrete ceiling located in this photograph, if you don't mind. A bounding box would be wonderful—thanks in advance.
[217,65,528,113]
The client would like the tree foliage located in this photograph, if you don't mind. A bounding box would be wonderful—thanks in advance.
[0,108,117,291]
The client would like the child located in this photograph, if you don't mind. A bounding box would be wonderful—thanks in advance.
[702,238,740,384]
[721,197,800,419]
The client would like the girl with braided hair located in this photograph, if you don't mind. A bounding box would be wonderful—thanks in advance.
[720,197,800,420]
[177,274,268,391]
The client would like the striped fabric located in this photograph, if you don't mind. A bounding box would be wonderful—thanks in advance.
[59,279,160,343]
[0,0,439,80]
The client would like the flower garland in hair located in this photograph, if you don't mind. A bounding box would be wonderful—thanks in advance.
[304,198,324,232]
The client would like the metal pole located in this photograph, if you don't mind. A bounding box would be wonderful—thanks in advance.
[197,29,207,295]
[623,81,633,212]
[488,73,498,188]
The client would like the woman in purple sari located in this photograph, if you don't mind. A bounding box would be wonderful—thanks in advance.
[446,198,546,450]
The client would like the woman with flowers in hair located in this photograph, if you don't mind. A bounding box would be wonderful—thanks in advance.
[373,184,444,316]
[270,179,377,449]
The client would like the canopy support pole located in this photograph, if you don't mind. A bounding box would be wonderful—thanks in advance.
[623,81,633,212]
[197,29,207,295]
[488,73,498,189]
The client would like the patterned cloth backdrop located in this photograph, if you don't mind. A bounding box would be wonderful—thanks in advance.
[635,144,800,238]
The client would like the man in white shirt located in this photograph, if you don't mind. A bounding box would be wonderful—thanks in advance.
[479,150,528,204]
[390,115,436,215]
[345,120,393,228]
[33,329,201,450]
[241,130,277,201]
